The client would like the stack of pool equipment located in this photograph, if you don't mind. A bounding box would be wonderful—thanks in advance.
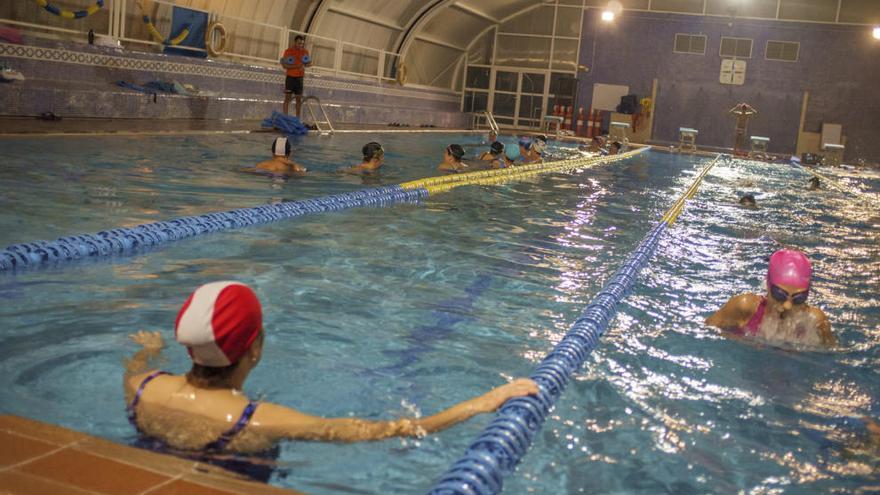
[262,111,309,136]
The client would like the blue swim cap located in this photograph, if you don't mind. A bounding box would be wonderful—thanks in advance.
[518,137,532,150]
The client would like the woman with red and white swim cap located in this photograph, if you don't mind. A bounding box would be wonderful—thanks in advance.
[706,249,836,347]
[124,281,538,455]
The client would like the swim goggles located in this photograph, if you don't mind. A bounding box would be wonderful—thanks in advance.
[769,284,809,305]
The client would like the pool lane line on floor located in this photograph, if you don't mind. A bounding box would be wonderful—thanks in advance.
[0,148,647,273]
[428,154,723,495]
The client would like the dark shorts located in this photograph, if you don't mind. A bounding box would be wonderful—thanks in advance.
[285,76,304,95]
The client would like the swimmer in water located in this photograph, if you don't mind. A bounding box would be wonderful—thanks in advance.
[518,137,542,164]
[125,282,539,457]
[478,141,512,169]
[251,137,307,175]
[706,249,836,347]
[437,144,468,173]
[340,142,384,175]
[739,194,757,207]
[808,176,820,190]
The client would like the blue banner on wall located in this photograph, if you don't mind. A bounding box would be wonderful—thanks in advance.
[164,7,207,58]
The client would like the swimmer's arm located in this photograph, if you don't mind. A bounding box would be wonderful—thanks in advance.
[812,307,837,347]
[285,159,307,173]
[258,378,539,442]
[123,331,165,399]
[705,294,761,329]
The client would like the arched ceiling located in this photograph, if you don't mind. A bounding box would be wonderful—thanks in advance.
[175,0,880,90]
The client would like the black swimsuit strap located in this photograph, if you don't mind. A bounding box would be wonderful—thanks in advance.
[203,401,259,452]
[127,370,170,426]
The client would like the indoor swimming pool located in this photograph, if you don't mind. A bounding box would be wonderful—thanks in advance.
[0,133,878,494]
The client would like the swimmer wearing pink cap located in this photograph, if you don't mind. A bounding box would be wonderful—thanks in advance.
[124,281,538,455]
[706,249,835,347]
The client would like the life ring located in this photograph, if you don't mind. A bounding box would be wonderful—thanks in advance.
[396,63,407,86]
[205,21,227,57]
[35,0,104,19]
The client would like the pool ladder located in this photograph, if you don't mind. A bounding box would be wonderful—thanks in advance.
[303,96,334,135]
[473,110,499,134]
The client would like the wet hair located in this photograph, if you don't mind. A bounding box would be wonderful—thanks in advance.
[446,144,465,161]
[294,35,305,42]
[535,135,547,144]
[739,193,756,206]
[611,141,622,150]
[490,141,505,155]
[186,362,239,389]
[271,137,291,156]
[363,142,384,161]
[808,176,820,187]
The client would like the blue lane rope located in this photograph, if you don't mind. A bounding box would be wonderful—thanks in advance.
[0,185,426,271]
[428,155,722,495]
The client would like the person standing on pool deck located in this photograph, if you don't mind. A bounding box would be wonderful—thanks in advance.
[124,281,539,455]
[706,249,836,347]
[281,35,311,117]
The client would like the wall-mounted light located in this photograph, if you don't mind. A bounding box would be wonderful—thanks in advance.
[873,26,880,40]
[601,10,615,22]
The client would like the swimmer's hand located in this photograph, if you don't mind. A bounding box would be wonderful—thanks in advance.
[129,331,164,351]
[125,331,165,377]
[477,378,540,413]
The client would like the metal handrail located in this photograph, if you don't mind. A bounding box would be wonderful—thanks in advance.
[482,111,499,134]
[302,96,334,135]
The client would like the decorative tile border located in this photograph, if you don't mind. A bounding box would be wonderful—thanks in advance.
[0,42,460,104]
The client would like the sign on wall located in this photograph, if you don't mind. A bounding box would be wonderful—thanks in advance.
[720,59,746,85]
[591,83,630,111]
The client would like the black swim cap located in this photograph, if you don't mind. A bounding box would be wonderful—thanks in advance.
[447,144,465,160]
[363,142,384,161]
[271,137,291,156]
[490,141,505,155]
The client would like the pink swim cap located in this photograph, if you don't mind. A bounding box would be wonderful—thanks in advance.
[767,249,812,289]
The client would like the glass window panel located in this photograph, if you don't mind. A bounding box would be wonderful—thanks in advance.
[584,0,649,7]
[521,73,545,94]
[341,44,379,76]
[463,91,489,113]
[495,117,515,126]
[466,67,491,89]
[493,93,517,117]
[468,29,494,65]
[552,38,579,72]
[500,6,555,36]
[651,0,705,13]
[311,39,337,70]
[496,35,552,69]
[495,71,518,92]
[839,0,880,24]
[706,0,778,18]
[555,7,582,38]
[779,0,838,22]
[559,0,584,5]
[518,95,544,121]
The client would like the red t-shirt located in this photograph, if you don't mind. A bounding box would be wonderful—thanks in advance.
[282,47,309,78]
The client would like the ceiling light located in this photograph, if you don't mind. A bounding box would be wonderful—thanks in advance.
[601,10,615,22]
[873,26,880,40]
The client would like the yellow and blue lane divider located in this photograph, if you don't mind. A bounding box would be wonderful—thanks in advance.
[35,0,104,19]
[0,148,647,272]
[427,154,722,495]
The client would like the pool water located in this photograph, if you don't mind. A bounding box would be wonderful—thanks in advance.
[0,133,878,494]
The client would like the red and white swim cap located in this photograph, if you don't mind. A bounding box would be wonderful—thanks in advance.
[175,281,263,367]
